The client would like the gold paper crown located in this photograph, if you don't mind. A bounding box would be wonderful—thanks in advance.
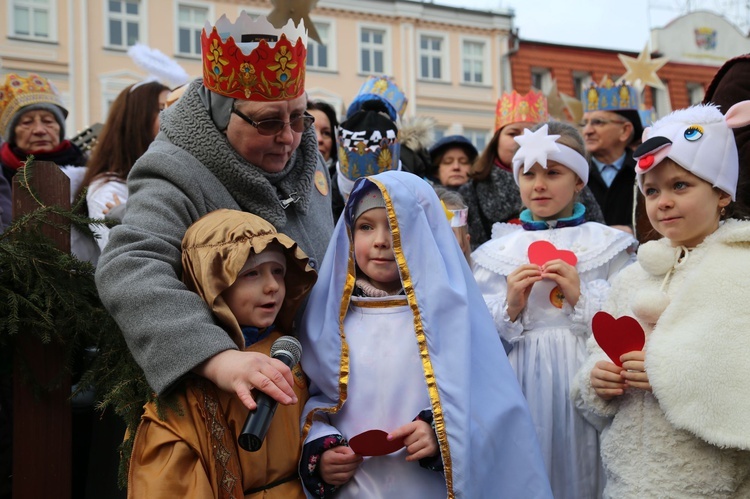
[495,90,548,132]
[201,12,307,101]
[0,73,67,137]
[583,77,638,113]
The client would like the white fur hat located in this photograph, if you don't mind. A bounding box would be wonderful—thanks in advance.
[633,102,750,200]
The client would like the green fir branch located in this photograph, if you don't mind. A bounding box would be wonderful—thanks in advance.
[1,160,158,489]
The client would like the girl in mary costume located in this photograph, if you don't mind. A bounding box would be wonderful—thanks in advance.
[298,170,552,498]
[573,102,750,497]
[472,121,637,499]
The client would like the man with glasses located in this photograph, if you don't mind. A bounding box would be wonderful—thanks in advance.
[96,13,334,416]
[581,78,644,233]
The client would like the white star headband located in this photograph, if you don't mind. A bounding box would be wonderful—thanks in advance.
[511,124,589,186]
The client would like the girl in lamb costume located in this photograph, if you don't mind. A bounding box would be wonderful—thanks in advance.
[572,101,750,498]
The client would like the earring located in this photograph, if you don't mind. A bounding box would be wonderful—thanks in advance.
[720,206,726,217]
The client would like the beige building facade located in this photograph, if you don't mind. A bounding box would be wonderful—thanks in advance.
[0,0,514,151]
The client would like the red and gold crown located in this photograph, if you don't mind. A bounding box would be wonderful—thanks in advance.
[495,90,548,132]
[0,73,67,138]
[201,12,307,101]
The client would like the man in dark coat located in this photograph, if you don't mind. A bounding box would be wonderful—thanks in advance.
[581,78,644,233]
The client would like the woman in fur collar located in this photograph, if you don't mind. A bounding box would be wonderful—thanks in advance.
[572,102,750,498]
[95,13,334,406]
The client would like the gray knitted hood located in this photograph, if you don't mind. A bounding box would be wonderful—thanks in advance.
[159,80,318,228]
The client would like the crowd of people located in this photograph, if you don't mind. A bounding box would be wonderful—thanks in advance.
[3,9,750,499]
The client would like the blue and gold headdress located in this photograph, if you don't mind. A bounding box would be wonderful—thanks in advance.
[336,110,400,198]
[346,75,408,122]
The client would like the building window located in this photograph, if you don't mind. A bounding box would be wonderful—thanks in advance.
[652,84,672,118]
[177,3,208,57]
[107,0,141,48]
[360,27,387,74]
[464,128,488,152]
[531,68,552,93]
[308,22,332,70]
[462,40,486,84]
[572,72,592,101]
[419,34,445,81]
[687,82,705,105]
[11,0,54,40]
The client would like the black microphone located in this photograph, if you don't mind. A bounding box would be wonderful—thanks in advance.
[238,335,302,452]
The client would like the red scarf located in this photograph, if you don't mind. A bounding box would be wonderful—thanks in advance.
[493,156,512,173]
[0,140,81,170]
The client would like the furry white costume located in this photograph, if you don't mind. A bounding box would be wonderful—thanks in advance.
[572,220,750,498]
[573,102,750,498]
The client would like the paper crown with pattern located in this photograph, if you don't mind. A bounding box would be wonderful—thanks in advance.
[347,75,408,122]
[495,90,549,132]
[0,73,67,139]
[583,77,639,113]
[200,12,307,101]
[337,110,400,192]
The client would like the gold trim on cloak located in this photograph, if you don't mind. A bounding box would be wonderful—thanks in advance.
[350,297,407,308]
[376,179,454,498]
[300,228,355,439]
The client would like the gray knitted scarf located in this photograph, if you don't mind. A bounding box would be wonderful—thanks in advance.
[159,81,318,228]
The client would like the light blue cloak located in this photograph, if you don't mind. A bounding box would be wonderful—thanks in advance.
[299,171,552,498]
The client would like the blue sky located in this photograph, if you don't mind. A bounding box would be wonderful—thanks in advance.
[433,0,742,52]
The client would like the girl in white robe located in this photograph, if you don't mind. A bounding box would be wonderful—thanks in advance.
[473,121,637,499]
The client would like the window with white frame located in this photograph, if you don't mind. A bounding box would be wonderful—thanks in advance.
[107,0,141,48]
[652,84,672,117]
[177,3,208,57]
[572,72,592,101]
[530,68,552,93]
[419,34,445,81]
[462,39,486,84]
[464,128,488,152]
[11,0,55,40]
[687,82,705,105]
[307,22,333,70]
[360,27,387,74]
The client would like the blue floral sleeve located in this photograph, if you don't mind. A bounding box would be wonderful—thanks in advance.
[299,434,347,498]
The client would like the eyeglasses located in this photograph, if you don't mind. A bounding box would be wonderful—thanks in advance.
[231,107,315,136]
[579,118,627,128]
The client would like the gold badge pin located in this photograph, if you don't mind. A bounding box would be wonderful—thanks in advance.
[314,170,329,196]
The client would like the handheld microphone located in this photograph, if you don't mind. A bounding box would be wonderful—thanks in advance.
[238,335,302,452]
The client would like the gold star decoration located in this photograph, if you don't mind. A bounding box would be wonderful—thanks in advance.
[545,80,567,121]
[545,79,583,124]
[267,0,322,45]
[616,44,668,92]
[560,93,583,124]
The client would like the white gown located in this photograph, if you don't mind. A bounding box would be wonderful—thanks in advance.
[305,295,447,499]
[472,221,636,499]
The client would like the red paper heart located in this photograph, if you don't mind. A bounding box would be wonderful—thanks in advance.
[592,311,646,367]
[348,429,405,457]
[528,240,578,267]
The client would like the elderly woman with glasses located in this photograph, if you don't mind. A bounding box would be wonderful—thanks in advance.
[96,14,333,408]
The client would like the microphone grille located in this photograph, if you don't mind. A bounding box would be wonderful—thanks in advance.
[270,335,302,365]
